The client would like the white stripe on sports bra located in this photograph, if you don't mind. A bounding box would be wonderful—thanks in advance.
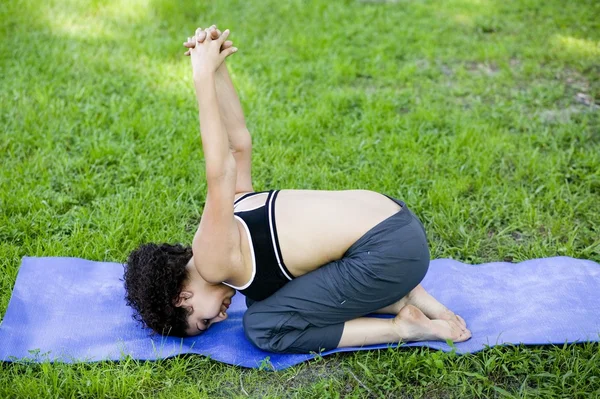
[267,191,293,281]
[234,192,256,204]
[233,192,268,212]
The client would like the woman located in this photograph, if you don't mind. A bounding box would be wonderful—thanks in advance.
[123,26,471,354]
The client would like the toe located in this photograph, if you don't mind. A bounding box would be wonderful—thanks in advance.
[447,317,463,331]
[457,330,471,342]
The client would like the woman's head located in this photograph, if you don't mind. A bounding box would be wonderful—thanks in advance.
[123,243,235,337]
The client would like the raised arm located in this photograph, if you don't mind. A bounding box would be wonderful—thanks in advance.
[189,28,241,282]
[216,65,253,194]
[185,27,253,194]
[195,74,234,186]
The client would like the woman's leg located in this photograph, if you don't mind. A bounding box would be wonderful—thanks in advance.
[242,250,422,353]
[244,279,471,353]
[242,205,470,353]
[368,199,467,327]
[338,305,470,348]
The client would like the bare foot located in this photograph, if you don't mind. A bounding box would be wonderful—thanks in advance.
[406,285,467,329]
[393,305,471,343]
[375,285,468,330]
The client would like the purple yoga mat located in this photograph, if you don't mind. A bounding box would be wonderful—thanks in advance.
[0,256,598,370]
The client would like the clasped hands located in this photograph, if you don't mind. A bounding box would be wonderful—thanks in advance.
[183,25,237,79]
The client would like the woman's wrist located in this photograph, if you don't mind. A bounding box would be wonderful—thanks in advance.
[215,62,227,77]
[194,70,216,86]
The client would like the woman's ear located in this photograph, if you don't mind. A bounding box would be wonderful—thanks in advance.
[174,291,193,307]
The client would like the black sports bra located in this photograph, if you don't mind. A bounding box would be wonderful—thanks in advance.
[223,190,295,301]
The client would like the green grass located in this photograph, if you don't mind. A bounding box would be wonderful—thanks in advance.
[1,0,599,397]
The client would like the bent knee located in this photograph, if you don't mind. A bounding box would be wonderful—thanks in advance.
[242,307,262,345]
[243,308,298,353]
[243,307,279,352]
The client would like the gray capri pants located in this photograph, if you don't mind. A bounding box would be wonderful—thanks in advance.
[242,196,430,354]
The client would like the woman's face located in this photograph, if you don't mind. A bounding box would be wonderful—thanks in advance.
[175,260,236,336]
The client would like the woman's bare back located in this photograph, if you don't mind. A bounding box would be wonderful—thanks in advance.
[233,189,402,279]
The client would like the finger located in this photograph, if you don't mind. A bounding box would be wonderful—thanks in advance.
[204,25,219,40]
[210,28,219,40]
[220,40,233,51]
[184,36,199,48]
[205,27,215,42]
[194,30,207,44]
[184,50,190,56]
[217,29,230,45]
[220,46,238,61]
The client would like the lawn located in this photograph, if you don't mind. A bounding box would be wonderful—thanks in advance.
[1,0,599,397]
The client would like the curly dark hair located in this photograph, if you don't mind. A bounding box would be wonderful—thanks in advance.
[123,243,193,337]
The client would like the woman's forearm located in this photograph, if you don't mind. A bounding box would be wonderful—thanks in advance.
[216,65,252,151]
[195,73,233,179]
